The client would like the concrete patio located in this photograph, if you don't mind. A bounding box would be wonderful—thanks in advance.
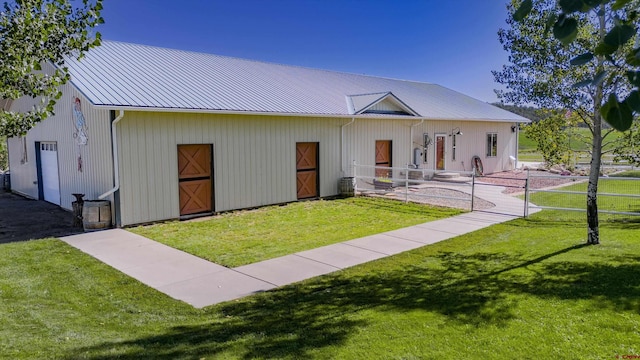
[61,184,536,308]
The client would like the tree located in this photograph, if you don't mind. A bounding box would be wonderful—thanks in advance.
[614,122,640,166]
[0,0,103,138]
[0,135,7,171]
[523,110,579,166]
[494,0,640,244]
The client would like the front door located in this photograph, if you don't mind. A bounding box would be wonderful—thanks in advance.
[296,142,319,199]
[435,135,446,171]
[178,144,213,216]
[375,140,392,177]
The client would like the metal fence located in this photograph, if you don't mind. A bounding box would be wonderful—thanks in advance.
[351,162,640,220]
[526,173,640,220]
[352,163,476,211]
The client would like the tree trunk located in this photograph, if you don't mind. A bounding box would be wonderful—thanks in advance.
[586,5,606,246]
[587,112,602,245]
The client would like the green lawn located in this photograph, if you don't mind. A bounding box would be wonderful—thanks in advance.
[2,210,640,359]
[612,170,640,178]
[129,197,461,267]
[529,178,640,216]
[518,127,626,164]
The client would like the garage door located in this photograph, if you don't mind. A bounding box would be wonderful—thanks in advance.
[178,144,213,216]
[40,142,61,205]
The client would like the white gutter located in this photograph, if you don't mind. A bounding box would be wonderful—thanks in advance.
[92,105,530,123]
[99,110,125,199]
[341,118,356,175]
[514,123,519,170]
[409,119,424,165]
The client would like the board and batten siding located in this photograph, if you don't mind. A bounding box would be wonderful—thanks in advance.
[7,73,114,210]
[343,119,518,175]
[116,112,345,225]
[410,120,517,174]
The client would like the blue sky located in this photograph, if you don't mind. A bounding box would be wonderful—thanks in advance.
[98,1,512,103]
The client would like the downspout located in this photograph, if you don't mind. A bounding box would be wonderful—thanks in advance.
[341,118,355,176]
[514,123,519,170]
[99,110,124,200]
[409,119,424,166]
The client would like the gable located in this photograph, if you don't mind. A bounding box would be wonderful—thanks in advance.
[347,92,419,116]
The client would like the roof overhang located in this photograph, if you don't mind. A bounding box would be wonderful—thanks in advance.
[92,104,529,123]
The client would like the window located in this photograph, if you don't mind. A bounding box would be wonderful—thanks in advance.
[451,134,457,161]
[486,133,498,157]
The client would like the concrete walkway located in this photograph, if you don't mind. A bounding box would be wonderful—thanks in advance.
[61,185,537,308]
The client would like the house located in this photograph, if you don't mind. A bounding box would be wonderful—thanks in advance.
[6,40,529,226]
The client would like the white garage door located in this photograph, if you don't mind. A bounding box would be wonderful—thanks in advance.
[40,142,61,205]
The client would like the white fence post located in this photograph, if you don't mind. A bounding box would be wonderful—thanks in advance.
[405,164,409,203]
[524,169,530,218]
[352,160,357,194]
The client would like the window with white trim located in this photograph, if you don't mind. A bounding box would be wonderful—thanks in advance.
[486,133,498,157]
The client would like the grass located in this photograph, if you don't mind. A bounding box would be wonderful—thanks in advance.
[611,170,640,178]
[518,127,627,164]
[129,197,462,267]
[529,178,640,216]
[2,209,640,359]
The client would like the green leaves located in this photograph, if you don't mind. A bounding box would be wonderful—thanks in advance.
[0,0,103,137]
[600,94,634,131]
[513,0,533,22]
[594,24,636,55]
[626,48,640,66]
[559,0,586,13]
[570,52,594,65]
[612,0,634,10]
[604,24,636,48]
[626,71,640,87]
[553,14,579,45]
[625,91,640,112]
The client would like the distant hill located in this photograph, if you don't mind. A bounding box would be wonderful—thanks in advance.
[492,103,543,122]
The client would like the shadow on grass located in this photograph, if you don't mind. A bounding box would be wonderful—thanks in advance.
[66,244,640,359]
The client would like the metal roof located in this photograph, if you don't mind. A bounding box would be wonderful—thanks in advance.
[63,40,529,122]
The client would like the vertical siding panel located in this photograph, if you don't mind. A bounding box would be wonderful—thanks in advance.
[6,71,113,209]
[113,112,520,225]
[145,116,158,221]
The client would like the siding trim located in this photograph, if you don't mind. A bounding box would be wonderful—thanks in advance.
[91,105,529,123]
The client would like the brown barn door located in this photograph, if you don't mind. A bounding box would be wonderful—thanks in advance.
[435,135,445,170]
[375,140,392,177]
[178,144,213,216]
[296,142,319,199]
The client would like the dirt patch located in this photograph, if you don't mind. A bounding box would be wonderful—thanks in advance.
[479,170,576,194]
[0,190,82,243]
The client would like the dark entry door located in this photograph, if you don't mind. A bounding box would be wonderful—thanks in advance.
[435,135,445,170]
[178,144,213,215]
[296,142,319,199]
[375,140,392,177]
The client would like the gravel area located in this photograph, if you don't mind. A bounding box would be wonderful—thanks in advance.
[364,186,495,211]
[479,170,576,194]
[360,168,580,210]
